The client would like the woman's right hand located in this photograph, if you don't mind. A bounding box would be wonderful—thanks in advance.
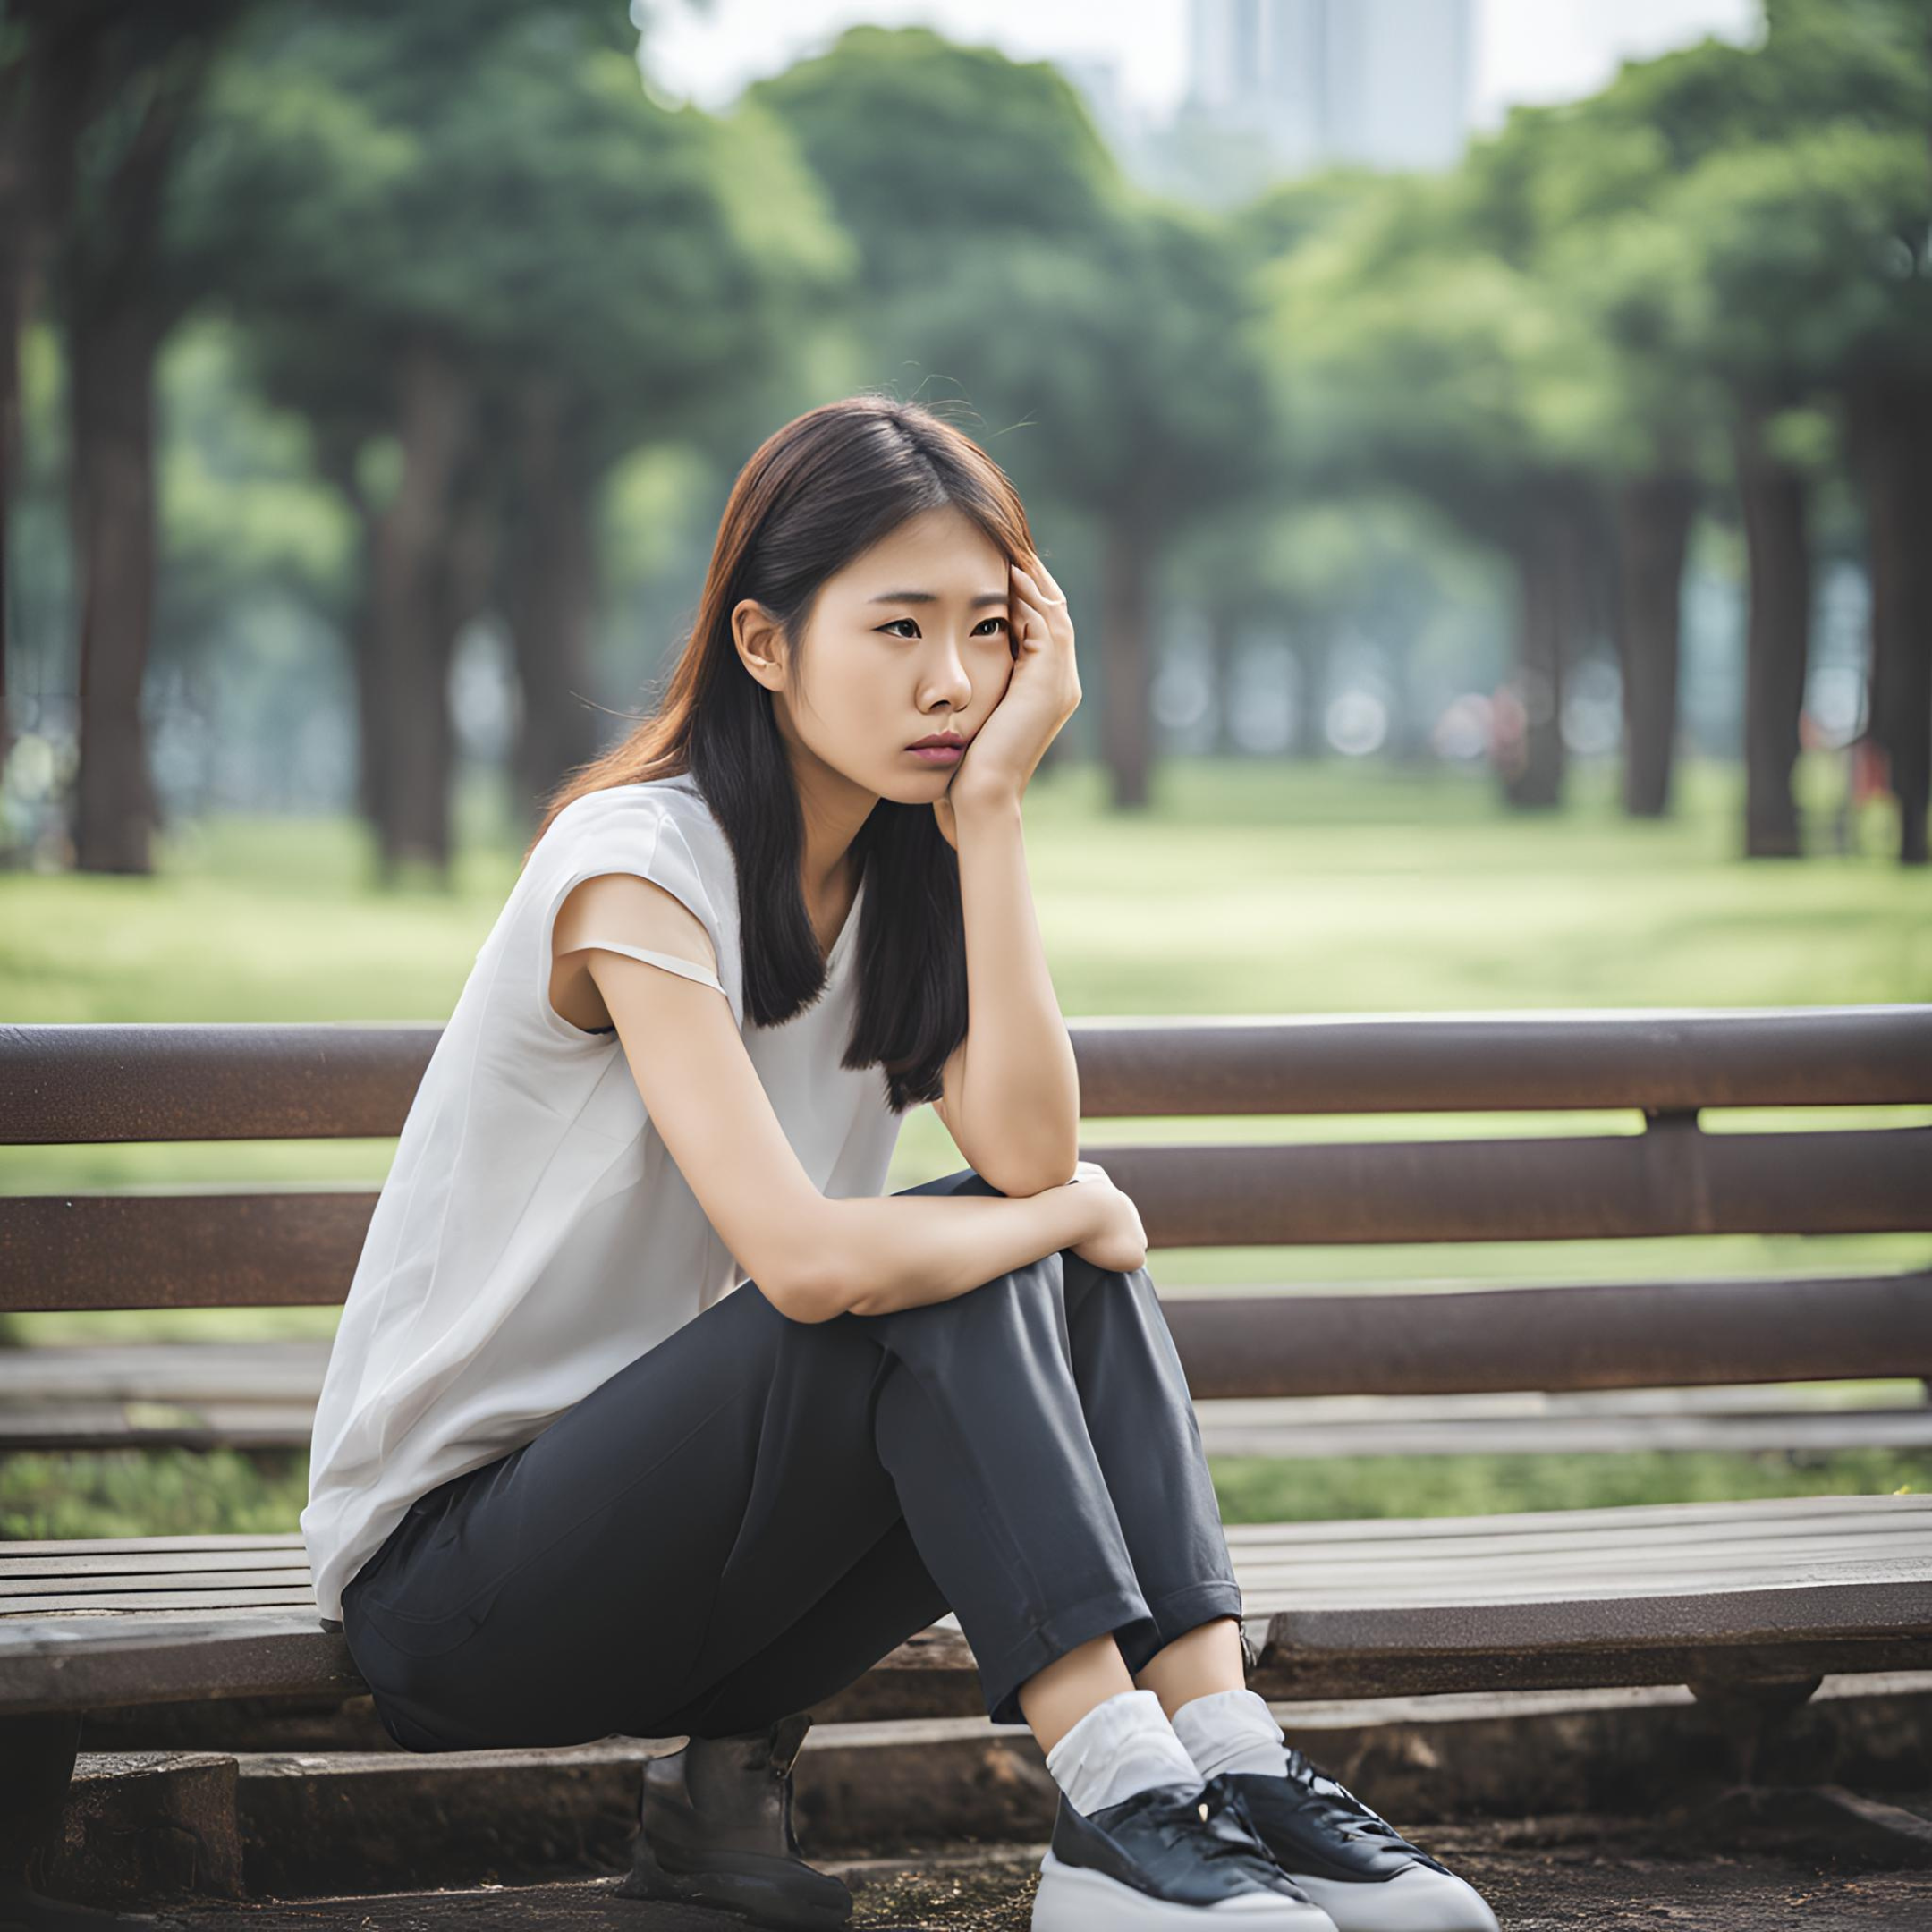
[1064,1160,1148,1274]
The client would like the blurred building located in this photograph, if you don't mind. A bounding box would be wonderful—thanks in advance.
[1187,0,1475,174]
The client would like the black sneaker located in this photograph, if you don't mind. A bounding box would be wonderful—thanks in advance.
[618,1709,852,1928]
[1032,1775,1342,1929]
[1218,1750,1501,1932]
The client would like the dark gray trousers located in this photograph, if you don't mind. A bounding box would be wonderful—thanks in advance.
[339,1165,1246,1750]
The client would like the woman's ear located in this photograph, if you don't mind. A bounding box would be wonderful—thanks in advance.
[733,598,787,691]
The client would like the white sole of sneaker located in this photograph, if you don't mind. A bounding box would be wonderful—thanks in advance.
[1285,1867,1501,1932]
[1031,1848,1343,1931]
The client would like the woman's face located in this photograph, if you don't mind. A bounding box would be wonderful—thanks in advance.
[738,504,1016,805]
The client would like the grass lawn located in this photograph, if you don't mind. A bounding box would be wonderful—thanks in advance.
[3,749,1928,1537]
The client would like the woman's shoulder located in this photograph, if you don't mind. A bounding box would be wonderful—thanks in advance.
[538,773,724,864]
[528,773,738,945]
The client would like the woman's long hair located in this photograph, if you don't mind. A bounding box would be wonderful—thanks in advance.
[526,393,1038,1115]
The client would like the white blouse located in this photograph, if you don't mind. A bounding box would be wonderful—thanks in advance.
[301,772,902,1624]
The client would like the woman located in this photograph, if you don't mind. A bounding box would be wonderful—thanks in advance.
[302,394,1501,1932]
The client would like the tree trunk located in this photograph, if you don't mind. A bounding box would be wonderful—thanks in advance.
[0,76,23,803]
[1289,622,1331,760]
[1614,471,1697,818]
[1849,376,1932,867]
[1099,511,1153,808]
[504,376,600,831]
[368,337,474,879]
[1502,496,1573,809]
[1733,399,1810,859]
[69,291,166,872]
[61,27,214,875]
[1,15,96,826]
[309,433,389,845]
[1207,602,1240,756]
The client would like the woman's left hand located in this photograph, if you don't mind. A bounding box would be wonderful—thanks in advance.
[934,550,1081,848]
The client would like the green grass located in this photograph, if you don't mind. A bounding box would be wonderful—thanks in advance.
[4,1442,1921,1546]
[2,749,1928,1538]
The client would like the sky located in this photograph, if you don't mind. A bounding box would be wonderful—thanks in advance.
[640,0,1766,131]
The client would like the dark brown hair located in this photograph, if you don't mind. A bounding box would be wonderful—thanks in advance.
[526,392,1038,1114]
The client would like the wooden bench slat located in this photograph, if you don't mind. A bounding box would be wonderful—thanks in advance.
[12,1543,1923,1610]
[0,1567,313,1598]
[15,1531,1916,1592]
[8,1011,1930,1143]
[4,1496,1925,1606]
[9,1136,1930,1312]
[5,1333,1928,1454]
[2,1496,1928,1713]
[0,1532,314,1557]
[1233,1518,1931,1563]
[0,1549,318,1580]
[13,1402,1931,1459]
[0,1341,329,1397]
[1,1492,1919,1567]
[1199,1409,1932,1458]
[4,1589,326,1614]
[5,1275,1928,1415]
[1265,1579,1932,1651]
[2,1338,1921,1405]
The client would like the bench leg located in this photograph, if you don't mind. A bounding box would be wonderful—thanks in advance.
[1683,1667,1823,1786]
[1672,1672,1932,1868]
[0,1716,174,1930]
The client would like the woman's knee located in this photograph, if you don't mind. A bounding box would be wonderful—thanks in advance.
[889,1163,1006,1203]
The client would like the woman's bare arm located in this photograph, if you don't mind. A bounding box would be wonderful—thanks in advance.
[809,1184,1100,1319]
[559,872,1106,1324]
[928,792,1081,1199]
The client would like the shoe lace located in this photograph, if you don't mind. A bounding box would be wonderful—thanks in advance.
[1278,1747,1414,1849]
[1150,1783,1276,1871]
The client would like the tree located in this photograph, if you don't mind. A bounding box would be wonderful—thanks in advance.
[754,27,1276,808]
[4,0,252,871]
[178,1,850,870]
[1260,172,1614,809]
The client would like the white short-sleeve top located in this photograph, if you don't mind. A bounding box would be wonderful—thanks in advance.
[301,772,902,1625]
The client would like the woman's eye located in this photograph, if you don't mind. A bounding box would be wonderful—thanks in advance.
[877,617,1009,639]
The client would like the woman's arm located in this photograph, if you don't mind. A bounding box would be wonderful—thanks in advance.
[929,792,1081,1199]
[927,549,1087,1198]
[817,1181,1105,1319]
[570,873,1109,1325]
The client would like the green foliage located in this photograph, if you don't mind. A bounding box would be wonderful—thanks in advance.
[752,25,1274,531]
[1213,1446,1930,1526]
[157,316,357,643]
[176,1,852,470]
[1251,0,1932,522]
[1260,176,1611,540]
[749,23,1120,284]
[1668,123,1932,394]
[0,1447,309,1542]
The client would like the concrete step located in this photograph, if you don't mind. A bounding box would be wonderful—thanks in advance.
[38,1672,1932,1910]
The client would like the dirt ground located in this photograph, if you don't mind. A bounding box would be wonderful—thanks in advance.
[147,1809,1932,1931]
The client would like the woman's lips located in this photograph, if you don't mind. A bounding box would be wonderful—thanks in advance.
[907,744,963,764]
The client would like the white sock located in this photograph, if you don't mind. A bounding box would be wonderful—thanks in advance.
[1170,1685,1292,1782]
[1042,1687,1203,1817]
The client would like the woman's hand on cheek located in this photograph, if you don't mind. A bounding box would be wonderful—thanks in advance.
[945,550,1081,817]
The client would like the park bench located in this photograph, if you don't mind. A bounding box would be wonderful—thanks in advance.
[10,1341,1932,1459]
[3,1005,1931,1920]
